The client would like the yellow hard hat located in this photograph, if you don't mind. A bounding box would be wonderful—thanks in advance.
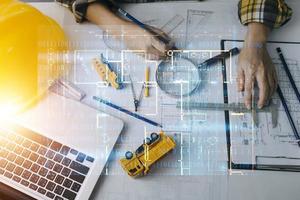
[0,0,68,115]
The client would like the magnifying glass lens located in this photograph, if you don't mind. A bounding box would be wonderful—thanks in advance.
[156,57,200,97]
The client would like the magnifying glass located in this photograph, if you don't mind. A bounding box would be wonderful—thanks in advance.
[156,48,240,98]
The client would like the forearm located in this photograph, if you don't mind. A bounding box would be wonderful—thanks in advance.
[86,3,132,35]
[244,23,270,47]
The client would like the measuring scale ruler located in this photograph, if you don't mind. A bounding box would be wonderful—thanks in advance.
[176,101,278,128]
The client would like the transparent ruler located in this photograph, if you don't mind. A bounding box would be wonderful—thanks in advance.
[161,14,185,34]
[177,101,278,127]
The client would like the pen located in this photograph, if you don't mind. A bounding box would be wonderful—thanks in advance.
[105,0,174,47]
[117,8,170,45]
[93,96,162,128]
[276,47,300,103]
[277,86,300,147]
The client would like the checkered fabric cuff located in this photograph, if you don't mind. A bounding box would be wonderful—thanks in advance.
[238,0,293,29]
[55,0,103,23]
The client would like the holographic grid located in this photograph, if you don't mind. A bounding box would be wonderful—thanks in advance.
[49,10,236,177]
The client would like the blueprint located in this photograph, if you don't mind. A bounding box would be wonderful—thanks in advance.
[73,48,229,175]
[70,16,300,173]
[223,40,300,167]
[66,9,234,176]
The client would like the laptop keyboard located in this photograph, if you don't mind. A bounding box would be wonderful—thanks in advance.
[0,124,95,200]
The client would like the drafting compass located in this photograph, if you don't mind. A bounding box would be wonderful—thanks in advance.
[129,76,145,112]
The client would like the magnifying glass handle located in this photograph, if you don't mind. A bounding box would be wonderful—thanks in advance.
[198,47,240,68]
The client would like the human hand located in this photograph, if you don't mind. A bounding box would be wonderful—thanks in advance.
[121,24,173,60]
[86,3,173,60]
[237,23,278,109]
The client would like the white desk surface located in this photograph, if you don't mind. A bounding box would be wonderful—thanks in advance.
[30,1,300,200]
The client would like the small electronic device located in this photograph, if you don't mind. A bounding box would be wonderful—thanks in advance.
[119,131,176,178]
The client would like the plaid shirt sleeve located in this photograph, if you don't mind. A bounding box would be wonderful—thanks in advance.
[238,0,293,29]
[55,0,102,23]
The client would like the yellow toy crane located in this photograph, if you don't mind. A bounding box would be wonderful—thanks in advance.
[120,131,176,177]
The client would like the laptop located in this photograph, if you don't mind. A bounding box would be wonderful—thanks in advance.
[0,92,124,200]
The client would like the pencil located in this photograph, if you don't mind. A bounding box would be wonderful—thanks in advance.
[144,67,150,97]
[277,86,300,147]
[93,96,162,128]
[276,47,300,103]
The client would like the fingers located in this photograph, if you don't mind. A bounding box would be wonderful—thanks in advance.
[237,46,278,110]
[244,73,254,110]
[145,25,172,44]
[147,35,172,60]
[237,67,245,92]
[273,71,278,93]
[244,67,278,109]
[146,46,165,60]
[267,70,278,99]
[146,25,173,53]
[151,37,169,54]
[256,68,270,109]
